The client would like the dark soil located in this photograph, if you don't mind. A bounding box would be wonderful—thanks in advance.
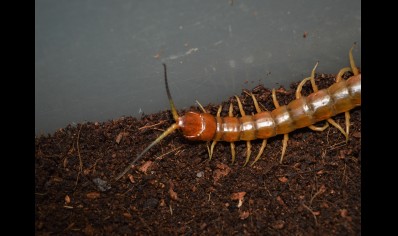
[35,73,361,235]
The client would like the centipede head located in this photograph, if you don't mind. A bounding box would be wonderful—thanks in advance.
[114,64,219,181]
[164,63,216,141]
[177,112,216,141]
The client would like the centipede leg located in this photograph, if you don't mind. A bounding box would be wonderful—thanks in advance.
[229,103,236,163]
[196,100,207,113]
[235,96,252,166]
[251,139,267,166]
[298,62,348,138]
[296,63,330,132]
[272,89,289,163]
[208,106,222,160]
[331,45,359,141]
[349,44,359,76]
[247,92,268,166]
[333,68,351,141]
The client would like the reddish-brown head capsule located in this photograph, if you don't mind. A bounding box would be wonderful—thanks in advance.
[178,112,217,141]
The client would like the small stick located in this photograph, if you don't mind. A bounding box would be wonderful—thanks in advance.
[74,125,83,189]
[138,121,166,130]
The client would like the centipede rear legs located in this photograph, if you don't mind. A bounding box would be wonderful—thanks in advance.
[295,45,359,143]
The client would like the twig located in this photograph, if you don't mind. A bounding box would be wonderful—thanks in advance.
[302,203,318,226]
[327,141,346,151]
[74,125,83,189]
[138,121,166,130]
[309,184,326,206]
[155,145,184,161]
[342,163,348,185]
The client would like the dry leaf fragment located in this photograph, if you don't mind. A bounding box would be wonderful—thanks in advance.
[231,192,246,207]
[169,187,178,201]
[128,174,135,183]
[231,192,246,200]
[115,133,123,144]
[83,224,95,236]
[139,161,153,174]
[353,132,361,138]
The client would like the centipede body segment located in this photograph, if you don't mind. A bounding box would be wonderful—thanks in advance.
[115,46,361,181]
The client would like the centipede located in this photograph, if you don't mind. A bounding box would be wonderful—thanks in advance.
[115,46,361,181]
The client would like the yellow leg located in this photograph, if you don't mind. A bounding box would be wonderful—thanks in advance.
[331,45,359,141]
[327,65,351,141]
[336,67,352,82]
[272,89,289,163]
[196,100,207,113]
[234,95,246,116]
[280,134,289,164]
[251,139,267,166]
[349,44,359,76]
[308,123,329,132]
[327,65,355,141]
[229,103,236,163]
[296,63,330,132]
[208,106,222,160]
[246,92,268,166]
[235,96,252,166]
[230,142,236,164]
[208,140,217,160]
[243,141,252,166]
[297,61,349,139]
[345,111,350,139]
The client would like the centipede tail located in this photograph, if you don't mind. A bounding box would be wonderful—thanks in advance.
[115,47,361,180]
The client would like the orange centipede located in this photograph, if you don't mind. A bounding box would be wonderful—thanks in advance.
[115,46,361,181]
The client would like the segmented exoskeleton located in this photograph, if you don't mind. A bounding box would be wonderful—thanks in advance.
[115,47,361,181]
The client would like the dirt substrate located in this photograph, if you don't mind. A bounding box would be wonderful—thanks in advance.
[35,73,361,235]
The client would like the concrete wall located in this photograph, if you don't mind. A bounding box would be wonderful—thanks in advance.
[35,0,361,135]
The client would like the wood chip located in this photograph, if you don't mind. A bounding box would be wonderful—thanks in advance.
[115,132,129,144]
[276,196,285,205]
[86,192,101,199]
[64,195,71,204]
[231,192,246,200]
[213,163,231,182]
[123,212,132,219]
[278,176,288,183]
[272,220,285,229]
[239,211,250,220]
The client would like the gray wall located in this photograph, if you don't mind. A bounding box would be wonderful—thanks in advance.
[35,0,361,135]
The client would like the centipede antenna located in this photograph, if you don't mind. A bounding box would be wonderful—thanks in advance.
[114,64,182,181]
[114,123,180,181]
[163,63,180,122]
[349,44,359,76]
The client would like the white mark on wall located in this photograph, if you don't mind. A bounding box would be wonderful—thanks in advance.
[229,60,236,68]
[168,48,199,60]
[242,55,254,64]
